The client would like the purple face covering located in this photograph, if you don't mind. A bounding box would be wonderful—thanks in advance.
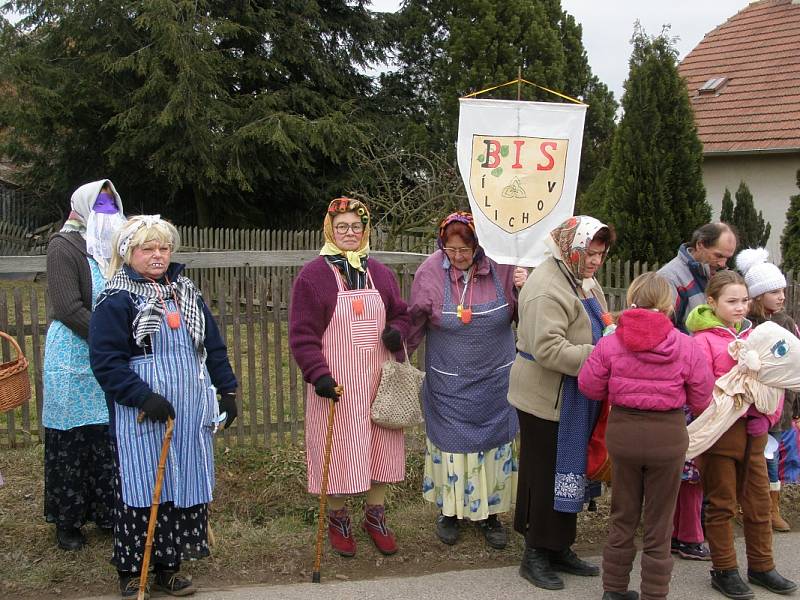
[92,191,118,214]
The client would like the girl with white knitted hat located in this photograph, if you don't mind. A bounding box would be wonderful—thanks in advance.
[737,247,799,533]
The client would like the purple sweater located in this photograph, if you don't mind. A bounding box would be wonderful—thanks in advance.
[289,256,410,385]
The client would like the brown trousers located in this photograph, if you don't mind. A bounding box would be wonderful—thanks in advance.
[603,407,687,600]
[697,419,773,572]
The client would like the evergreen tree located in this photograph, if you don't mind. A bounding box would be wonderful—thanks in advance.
[380,0,617,195]
[599,26,711,263]
[0,1,387,226]
[730,181,770,249]
[720,188,734,223]
[781,170,800,273]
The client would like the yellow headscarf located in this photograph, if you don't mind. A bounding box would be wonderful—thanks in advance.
[319,197,371,271]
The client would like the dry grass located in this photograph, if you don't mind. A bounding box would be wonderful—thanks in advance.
[6,431,800,599]
[0,433,531,599]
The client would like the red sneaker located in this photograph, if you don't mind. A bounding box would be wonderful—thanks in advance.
[327,508,356,557]
[363,504,398,555]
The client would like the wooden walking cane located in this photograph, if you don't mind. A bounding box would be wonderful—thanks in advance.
[137,413,175,600]
[311,385,343,583]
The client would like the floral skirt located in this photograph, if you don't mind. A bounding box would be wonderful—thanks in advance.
[422,437,518,521]
[110,447,209,573]
[43,425,116,529]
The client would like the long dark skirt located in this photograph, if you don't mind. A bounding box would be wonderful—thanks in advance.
[514,410,577,550]
[44,424,116,529]
[111,464,209,573]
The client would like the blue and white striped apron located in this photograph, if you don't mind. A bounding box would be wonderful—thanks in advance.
[115,298,218,508]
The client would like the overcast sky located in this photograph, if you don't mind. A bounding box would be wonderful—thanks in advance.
[370,0,754,101]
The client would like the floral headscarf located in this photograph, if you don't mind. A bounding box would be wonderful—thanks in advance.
[546,215,610,291]
[319,197,371,268]
[437,211,476,249]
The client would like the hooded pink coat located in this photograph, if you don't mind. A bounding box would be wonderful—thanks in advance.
[578,309,714,414]
[692,323,782,435]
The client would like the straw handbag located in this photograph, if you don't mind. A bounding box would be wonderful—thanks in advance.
[0,330,31,413]
[371,346,425,429]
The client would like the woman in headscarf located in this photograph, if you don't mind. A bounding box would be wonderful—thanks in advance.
[42,179,126,551]
[508,215,614,591]
[407,211,526,549]
[90,215,237,597]
[289,197,410,558]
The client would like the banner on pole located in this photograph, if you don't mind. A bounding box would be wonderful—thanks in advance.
[457,98,587,267]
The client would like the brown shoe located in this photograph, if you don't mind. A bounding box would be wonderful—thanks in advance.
[153,570,196,597]
[119,572,150,599]
[771,490,791,532]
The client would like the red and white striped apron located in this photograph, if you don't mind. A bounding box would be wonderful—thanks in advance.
[305,264,405,495]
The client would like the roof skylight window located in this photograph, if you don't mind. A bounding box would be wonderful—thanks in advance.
[698,77,728,94]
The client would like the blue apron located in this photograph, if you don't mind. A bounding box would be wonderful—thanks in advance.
[114,298,218,508]
[422,262,518,453]
[42,257,108,430]
[553,294,605,513]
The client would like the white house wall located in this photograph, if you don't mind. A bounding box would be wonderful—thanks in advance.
[702,152,800,263]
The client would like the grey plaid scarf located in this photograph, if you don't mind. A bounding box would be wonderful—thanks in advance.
[98,266,207,362]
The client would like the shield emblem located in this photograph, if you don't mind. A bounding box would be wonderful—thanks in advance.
[468,135,568,234]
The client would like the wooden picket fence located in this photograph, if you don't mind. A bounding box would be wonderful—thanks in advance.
[1,249,799,448]
[0,250,425,448]
[175,225,436,300]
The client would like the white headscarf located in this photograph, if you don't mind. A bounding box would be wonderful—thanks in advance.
[63,180,126,272]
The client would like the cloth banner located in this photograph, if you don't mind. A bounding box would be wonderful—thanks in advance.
[457,98,587,267]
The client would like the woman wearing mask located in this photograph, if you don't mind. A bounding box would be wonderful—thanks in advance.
[42,179,126,551]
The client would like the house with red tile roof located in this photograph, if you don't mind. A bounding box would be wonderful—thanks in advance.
[678,0,800,260]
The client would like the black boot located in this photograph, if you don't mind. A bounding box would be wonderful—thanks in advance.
[56,526,85,551]
[602,592,639,600]
[436,514,459,545]
[747,568,798,595]
[710,569,754,600]
[478,514,507,549]
[549,547,600,576]
[519,545,564,590]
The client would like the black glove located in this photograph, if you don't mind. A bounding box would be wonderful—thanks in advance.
[218,391,238,429]
[141,392,175,423]
[314,375,340,401]
[381,326,403,353]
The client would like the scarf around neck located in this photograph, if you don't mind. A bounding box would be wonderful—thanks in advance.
[319,197,372,289]
[97,265,207,362]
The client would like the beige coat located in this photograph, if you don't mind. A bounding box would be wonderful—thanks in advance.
[507,256,607,422]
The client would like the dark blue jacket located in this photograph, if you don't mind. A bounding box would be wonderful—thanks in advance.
[89,263,237,420]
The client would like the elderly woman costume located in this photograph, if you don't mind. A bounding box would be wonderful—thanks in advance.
[289,197,410,558]
[407,211,524,549]
[90,215,237,598]
[43,179,126,551]
[508,215,613,591]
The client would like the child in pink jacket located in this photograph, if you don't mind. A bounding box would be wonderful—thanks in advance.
[579,272,714,600]
[687,269,796,599]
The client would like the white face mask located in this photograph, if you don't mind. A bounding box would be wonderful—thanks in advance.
[86,211,127,269]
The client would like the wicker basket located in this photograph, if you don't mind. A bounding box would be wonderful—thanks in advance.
[0,330,31,413]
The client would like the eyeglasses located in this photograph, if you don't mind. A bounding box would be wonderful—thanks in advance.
[138,243,173,255]
[443,247,473,256]
[334,223,364,234]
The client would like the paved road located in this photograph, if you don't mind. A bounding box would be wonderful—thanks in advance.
[86,532,800,599]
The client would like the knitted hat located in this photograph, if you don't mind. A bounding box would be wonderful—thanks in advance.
[735,247,786,298]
